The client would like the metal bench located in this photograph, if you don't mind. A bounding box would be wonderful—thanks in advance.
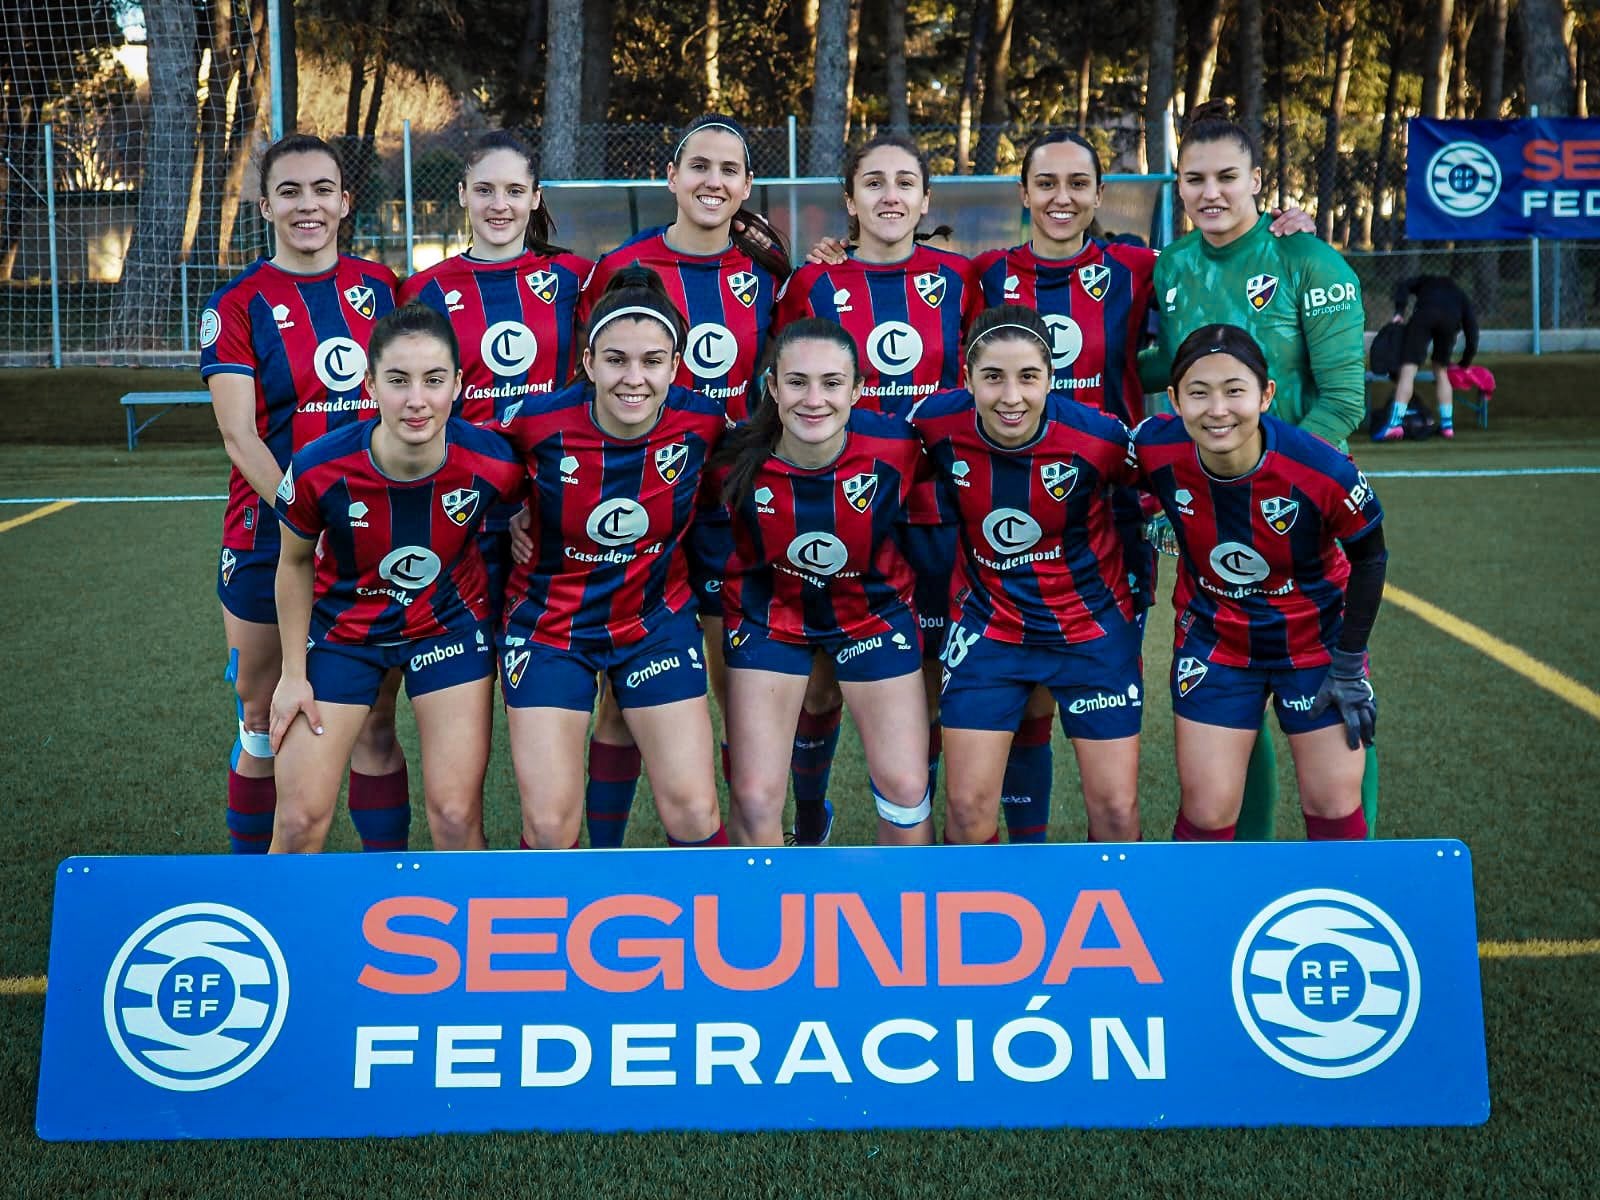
[1365,370,1489,429]
[120,391,211,450]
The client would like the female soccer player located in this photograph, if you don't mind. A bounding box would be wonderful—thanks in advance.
[1141,100,1372,839]
[714,319,933,846]
[498,267,728,850]
[268,304,526,852]
[912,306,1144,844]
[1135,324,1385,840]
[574,114,790,846]
[202,133,410,855]
[774,134,978,844]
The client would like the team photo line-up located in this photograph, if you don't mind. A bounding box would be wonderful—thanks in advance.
[205,103,1386,857]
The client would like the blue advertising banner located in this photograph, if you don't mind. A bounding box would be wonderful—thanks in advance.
[37,842,1489,1141]
[1408,116,1600,240]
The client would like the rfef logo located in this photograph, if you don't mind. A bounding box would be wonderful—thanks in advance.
[103,903,289,1092]
[1232,889,1420,1079]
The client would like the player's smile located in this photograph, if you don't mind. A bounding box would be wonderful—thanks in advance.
[667,127,752,246]
[773,337,860,467]
[847,144,931,260]
[1172,350,1274,476]
[1022,140,1103,256]
[969,337,1049,450]
[585,317,680,439]
[260,150,349,272]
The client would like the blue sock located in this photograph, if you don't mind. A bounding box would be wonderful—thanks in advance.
[927,719,943,799]
[585,738,641,849]
[1001,714,1054,843]
[791,706,842,840]
[348,767,410,852]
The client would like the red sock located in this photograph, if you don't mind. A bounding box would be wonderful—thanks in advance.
[1174,812,1236,842]
[1016,714,1052,748]
[517,834,583,849]
[668,823,730,847]
[1304,810,1368,840]
[226,769,277,853]
[927,720,943,760]
[519,835,533,850]
[348,767,411,852]
[940,829,1001,845]
[720,741,732,786]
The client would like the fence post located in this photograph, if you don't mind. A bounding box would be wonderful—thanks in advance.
[180,259,191,353]
[1158,106,1178,248]
[786,115,799,267]
[44,123,61,369]
[1529,105,1541,355]
[267,0,284,139]
[402,119,415,275]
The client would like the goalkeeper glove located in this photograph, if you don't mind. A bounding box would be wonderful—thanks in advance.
[1309,648,1377,750]
[1144,513,1179,557]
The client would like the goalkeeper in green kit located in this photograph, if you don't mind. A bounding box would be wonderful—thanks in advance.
[1140,100,1376,839]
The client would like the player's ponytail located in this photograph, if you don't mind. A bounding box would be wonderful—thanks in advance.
[1179,99,1261,172]
[1169,323,1271,392]
[963,304,1053,371]
[715,319,860,510]
[585,264,687,353]
[461,130,569,255]
[673,113,792,280]
[366,302,462,377]
[841,134,950,247]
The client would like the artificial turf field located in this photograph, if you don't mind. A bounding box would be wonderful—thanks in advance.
[1,360,1597,1197]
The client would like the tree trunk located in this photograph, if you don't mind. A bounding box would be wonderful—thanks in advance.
[843,0,865,142]
[705,0,720,109]
[512,0,547,125]
[543,0,583,178]
[1482,0,1508,116]
[1144,0,1178,174]
[115,0,199,349]
[1420,0,1454,118]
[1371,6,1406,249]
[362,51,387,142]
[809,0,850,175]
[280,0,297,132]
[1316,0,1356,242]
[886,0,909,136]
[974,0,1017,173]
[1183,0,1226,118]
[1274,10,1287,210]
[344,26,367,138]
[1076,37,1093,133]
[955,0,990,174]
[1238,0,1263,152]
[184,0,234,261]
[1522,0,1575,114]
[218,0,267,263]
[1449,3,1478,117]
[580,0,613,172]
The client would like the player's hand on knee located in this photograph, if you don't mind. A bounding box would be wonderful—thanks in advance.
[270,676,323,754]
[508,504,534,565]
[1308,649,1376,751]
[805,236,848,266]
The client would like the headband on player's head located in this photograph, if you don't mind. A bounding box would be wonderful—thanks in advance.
[674,122,752,169]
[588,304,683,352]
[966,322,1052,360]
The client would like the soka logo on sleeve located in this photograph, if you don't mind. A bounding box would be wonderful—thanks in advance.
[684,323,738,379]
[866,322,923,377]
[1232,889,1420,1079]
[103,903,289,1092]
[1246,274,1279,311]
[481,321,538,376]
[313,338,366,393]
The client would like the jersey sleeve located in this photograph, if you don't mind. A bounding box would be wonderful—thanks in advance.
[772,266,817,331]
[1136,255,1175,393]
[574,257,608,326]
[199,284,256,379]
[272,457,323,541]
[397,268,434,308]
[1323,456,1384,543]
[1294,240,1368,447]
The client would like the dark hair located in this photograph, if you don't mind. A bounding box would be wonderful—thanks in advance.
[671,113,792,279]
[367,302,462,374]
[1020,130,1103,188]
[963,304,1052,368]
[1169,323,1270,392]
[584,264,687,353]
[1179,99,1261,171]
[714,319,860,509]
[259,133,344,196]
[462,130,567,255]
[841,134,953,246]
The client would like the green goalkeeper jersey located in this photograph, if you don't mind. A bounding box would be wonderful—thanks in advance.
[1140,213,1367,449]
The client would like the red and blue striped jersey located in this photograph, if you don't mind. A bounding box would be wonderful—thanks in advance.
[970,239,1157,425]
[498,382,727,651]
[715,410,927,644]
[578,228,782,422]
[1133,412,1384,668]
[201,254,398,552]
[273,418,526,645]
[774,245,979,416]
[910,390,1137,645]
[398,248,593,424]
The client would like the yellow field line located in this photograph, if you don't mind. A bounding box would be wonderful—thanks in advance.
[1,976,46,996]
[0,499,76,534]
[1385,583,1600,722]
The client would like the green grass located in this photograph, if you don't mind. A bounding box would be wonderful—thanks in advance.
[2,365,1599,1196]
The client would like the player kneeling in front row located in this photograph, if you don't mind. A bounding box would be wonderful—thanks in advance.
[1134,324,1386,841]
[268,305,526,852]
[714,320,934,846]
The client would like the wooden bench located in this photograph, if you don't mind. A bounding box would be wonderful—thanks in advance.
[1365,370,1489,430]
[120,391,211,450]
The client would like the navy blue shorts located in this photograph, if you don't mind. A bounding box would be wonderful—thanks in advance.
[939,613,1144,739]
[217,545,278,625]
[307,625,495,706]
[725,605,922,683]
[903,523,956,660]
[498,608,708,712]
[1170,642,1346,734]
[687,519,732,618]
[478,528,512,626]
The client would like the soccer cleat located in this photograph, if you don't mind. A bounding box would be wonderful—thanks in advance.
[1440,426,1454,440]
[1376,425,1405,442]
[785,798,834,846]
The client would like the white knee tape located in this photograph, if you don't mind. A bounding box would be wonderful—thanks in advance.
[874,784,931,827]
[238,720,274,760]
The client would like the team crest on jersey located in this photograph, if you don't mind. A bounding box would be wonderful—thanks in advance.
[504,649,531,689]
[1176,656,1209,696]
[1260,496,1300,534]
[1078,264,1111,301]
[276,463,295,505]
[727,271,760,308]
[842,472,879,513]
[219,548,237,585]
[654,442,689,484]
[343,284,377,319]
[1040,461,1079,501]
[914,272,947,308]
[525,270,560,304]
[1246,273,1279,311]
[442,488,480,527]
